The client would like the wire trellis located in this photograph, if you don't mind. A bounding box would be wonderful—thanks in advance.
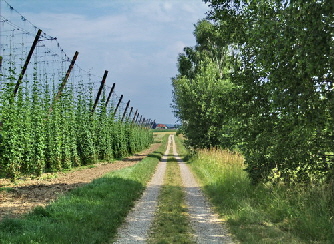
[0,0,152,124]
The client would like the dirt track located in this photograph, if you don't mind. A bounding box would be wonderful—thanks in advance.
[113,135,234,243]
[0,143,161,221]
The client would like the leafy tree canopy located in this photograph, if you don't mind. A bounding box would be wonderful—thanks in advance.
[172,0,334,184]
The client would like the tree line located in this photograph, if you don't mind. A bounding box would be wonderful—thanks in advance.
[172,0,334,184]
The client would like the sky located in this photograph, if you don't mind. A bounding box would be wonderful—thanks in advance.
[0,0,210,125]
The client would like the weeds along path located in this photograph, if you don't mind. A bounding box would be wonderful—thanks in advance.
[113,135,173,243]
[171,135,235,244]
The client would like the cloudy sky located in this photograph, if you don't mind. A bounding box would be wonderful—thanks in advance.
[1,0,209,124]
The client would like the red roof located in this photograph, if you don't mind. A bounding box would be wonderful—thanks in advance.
[156,124,167,128]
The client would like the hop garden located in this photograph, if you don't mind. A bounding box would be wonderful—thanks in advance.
[0,1,153,180]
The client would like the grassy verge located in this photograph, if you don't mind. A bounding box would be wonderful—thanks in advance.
[174,134,189,161]
[148,156,195,244]
[189,148,334,243]
[0,135,169,244]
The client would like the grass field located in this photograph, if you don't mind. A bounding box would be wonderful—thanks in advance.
[0,135,169,244]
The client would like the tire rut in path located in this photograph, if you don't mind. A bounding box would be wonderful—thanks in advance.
[113,135,173,243]
[113,135,234,243]
[171,135,235,244]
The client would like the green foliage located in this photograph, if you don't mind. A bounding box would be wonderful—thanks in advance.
[172,0,334,184]
[172,57,236,149]
[0,61,153,180]
[0,138,167,244]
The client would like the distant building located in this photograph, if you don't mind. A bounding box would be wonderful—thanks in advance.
[155,124,167,129]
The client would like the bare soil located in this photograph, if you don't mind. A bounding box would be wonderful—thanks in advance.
[0,143,161,221]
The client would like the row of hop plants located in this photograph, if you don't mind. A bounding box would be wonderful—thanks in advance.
[0,63,153,180]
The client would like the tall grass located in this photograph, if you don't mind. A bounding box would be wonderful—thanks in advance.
[189,148,334,243]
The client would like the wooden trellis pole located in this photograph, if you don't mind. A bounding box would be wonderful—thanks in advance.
[137,115,142,124]
[121,100,130,122]
[91,70,108,114]
[49,51,79,113]
[151,120,155,128]
[135,113,140,123]
[128,107,133,119]
[0,56,3,72]
[132,110,138,123]
[114,95,123,116]
[105,83,115,107]
[13,29,42,96]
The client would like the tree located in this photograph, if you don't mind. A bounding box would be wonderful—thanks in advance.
[172,20,236,149]
[174,0,334,184]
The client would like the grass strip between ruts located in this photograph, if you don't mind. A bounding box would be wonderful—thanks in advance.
[148,156,195,244]
[0,135,169,244]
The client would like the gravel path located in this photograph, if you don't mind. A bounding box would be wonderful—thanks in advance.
[113,134,234,243]
[171,135,235,244]
[113,135,172,243]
